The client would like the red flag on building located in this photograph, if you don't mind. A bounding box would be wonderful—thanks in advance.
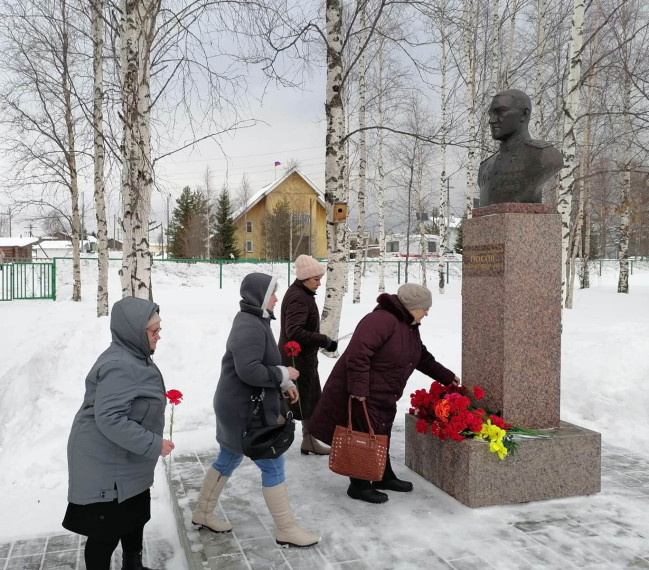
[274,161,281,167]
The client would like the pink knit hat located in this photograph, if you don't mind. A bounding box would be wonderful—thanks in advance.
[295,255,325,280]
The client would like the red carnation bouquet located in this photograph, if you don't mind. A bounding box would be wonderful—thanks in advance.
[410,383,543,459]
[283,341,301,367]
[165,389,183,443]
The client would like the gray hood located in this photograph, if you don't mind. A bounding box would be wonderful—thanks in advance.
[110,296,160,359]
[239,273,277,319]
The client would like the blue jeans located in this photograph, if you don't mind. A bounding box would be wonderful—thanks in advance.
[212,446,286,487]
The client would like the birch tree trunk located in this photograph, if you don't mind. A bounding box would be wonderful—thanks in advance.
[353,2,367,304]
[565,157,586,309]
[534,0,547,137]
[377,39,386,293]
[566,48,598,308]
[404,150,415,284]
[502,0,518,89]
[557,0,585,306]
[581,155,592,288]
[437,9,448,294]
[342,78,351,297]
[61,0,82,302]
[92,0,109,316]
[417,162,427,287]
[489,0,501,95]
[119,0,137,296]
[119,0,155,299]
[320,0,347,341]
[579,71,597,290]
[617,62,632,294]
[463,0,478,218]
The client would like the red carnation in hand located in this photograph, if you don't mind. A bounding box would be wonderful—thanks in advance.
[284,341,301,367]
[165,389,183,405]
[284,341,301,358]
[473,386,485,400]
[164,389,183,444]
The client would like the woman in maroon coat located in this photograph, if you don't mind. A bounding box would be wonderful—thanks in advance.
[278,255,337,455]
[309,283,460,504]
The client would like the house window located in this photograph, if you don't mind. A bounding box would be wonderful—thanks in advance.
[245,240,254,253]
[386,241,399,253]
[292,213,311,227]
[427,241,437,253]
[246,221,253,233]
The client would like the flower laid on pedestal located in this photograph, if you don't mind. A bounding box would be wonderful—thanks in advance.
[283,341,301,367]
[165,389,183,444]
[410,383,545,459]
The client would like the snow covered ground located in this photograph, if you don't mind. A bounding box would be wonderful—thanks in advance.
[0,258,647,568]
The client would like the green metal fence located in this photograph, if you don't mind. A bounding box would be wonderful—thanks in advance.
[0,262,56,301]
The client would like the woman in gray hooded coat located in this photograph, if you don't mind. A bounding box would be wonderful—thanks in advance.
[63,296,174,570]
[192,272,321,548]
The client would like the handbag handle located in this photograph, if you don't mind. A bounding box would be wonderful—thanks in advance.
[347,396,376,437]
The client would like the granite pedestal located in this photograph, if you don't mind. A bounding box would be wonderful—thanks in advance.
[462,203,561,428]
[405,203,601,507]
[405,414,601,508]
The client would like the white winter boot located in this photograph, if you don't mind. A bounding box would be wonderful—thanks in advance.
[192,467,233,533]
[262,483,321,548]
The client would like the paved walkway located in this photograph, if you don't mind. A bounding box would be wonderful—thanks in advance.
[3,443,649,569]
[166,443,649,570]
[0,532,174,569]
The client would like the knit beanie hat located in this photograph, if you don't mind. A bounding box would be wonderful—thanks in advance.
[397,283,432,311]
[295,255,325,281]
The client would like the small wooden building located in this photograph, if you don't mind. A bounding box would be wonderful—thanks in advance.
[0,237,40,262]
[233,168,327,260]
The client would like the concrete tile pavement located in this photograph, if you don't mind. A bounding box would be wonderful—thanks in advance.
[0,532,174,570]
[166,443,649,570]
[3,443,649,569]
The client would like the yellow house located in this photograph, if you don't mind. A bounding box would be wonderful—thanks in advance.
[233,168,327,260]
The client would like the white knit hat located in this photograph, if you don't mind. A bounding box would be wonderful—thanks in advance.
[295,255,325,280]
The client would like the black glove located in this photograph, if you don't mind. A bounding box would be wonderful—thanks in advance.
[325,337,338,352]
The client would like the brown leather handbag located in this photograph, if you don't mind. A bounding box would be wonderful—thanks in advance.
[329,397,388,481]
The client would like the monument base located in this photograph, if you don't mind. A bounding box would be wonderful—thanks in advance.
[404,413,601,508]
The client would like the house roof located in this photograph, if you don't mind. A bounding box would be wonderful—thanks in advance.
[0,237,40,247]
[37,240,73,249]
[232,168,325,221]
[385,233,440,240]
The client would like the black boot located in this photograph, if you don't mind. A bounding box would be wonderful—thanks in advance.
[121,550,155,570]
[372,456,413,492]
[347,478,388,504]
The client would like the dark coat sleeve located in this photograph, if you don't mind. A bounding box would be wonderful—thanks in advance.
[229,318,283,389]
[283,292,328,350]
[416,343,455,385]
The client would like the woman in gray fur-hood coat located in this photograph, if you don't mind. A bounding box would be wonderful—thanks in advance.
[214,272,295,452]
[192,273,321,548]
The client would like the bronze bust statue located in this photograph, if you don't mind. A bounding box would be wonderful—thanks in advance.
[478,89,564,207]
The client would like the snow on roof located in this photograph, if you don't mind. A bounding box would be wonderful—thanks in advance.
[385,233,440,240]
[0,237,40,247]
[36,240,73,249]
[232,167,325,221]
